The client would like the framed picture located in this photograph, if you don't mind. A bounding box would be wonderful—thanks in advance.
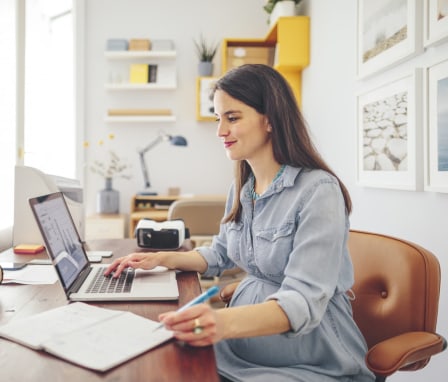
[357,69,423,190]
[196,77,218,121]
[425,58,448,192]
[356,0,423,79]
[424,0,448,46]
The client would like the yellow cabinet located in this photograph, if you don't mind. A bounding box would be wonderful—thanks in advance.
[221,16,310,106]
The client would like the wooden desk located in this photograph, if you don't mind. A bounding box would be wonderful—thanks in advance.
[0,239,219,382]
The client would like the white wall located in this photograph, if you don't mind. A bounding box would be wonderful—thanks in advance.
[83,0,268,217]
[302,1,448,380]
[83,0,448,379]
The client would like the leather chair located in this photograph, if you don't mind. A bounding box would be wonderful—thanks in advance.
[220,230,447,381]
[167,196,226,247]
[168,196,245,293]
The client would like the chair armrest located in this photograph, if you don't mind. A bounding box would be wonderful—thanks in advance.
[366,331,447,377]
[219,281,240,304]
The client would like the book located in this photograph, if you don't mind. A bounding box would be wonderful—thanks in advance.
[148,64,158,83]
[129,64,149,83]
[0,302,173,372]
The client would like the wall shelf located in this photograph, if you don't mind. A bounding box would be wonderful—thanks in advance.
[104,45,178,123]
[221,16,310,105]
[104,50,176,59]
[105,83,176,90]
[104,115,176,123]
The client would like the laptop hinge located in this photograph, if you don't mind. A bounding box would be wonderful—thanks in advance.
[68,266,93,295]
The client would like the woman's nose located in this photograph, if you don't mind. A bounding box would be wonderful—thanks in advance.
[216,121,229,137]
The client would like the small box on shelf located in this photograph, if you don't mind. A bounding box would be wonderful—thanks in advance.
[106,39,128,51]
[129,39,151,51]
[151,39,174,51]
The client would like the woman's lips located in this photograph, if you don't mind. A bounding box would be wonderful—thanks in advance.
[224,140,236,148]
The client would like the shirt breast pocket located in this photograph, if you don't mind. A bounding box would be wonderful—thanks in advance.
[254,222,295,277]
[227,221,243,262]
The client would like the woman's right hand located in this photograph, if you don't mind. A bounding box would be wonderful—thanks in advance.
[104,252,160,277]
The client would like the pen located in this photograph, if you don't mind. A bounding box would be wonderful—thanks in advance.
[153,285,220,331]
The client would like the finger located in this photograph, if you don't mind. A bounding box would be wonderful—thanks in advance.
[173,329,214,347]
[113,259,132,277]
[103,259,122,276]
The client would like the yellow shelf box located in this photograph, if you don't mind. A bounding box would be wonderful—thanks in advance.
[221,16,310,106]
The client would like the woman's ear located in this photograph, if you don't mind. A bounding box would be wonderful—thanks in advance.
[264,117,272,132]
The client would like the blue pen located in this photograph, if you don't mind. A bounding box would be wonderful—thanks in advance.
[153,285,220,331]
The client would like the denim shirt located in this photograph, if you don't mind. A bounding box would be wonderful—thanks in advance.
[197,165,354,335]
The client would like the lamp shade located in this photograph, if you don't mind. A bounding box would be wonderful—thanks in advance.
[169,135,187,146]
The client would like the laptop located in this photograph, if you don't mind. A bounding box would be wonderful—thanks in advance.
[28,192,179,302]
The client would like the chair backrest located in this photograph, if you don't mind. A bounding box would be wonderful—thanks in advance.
[167,197,226,236]
[348,230,441,371]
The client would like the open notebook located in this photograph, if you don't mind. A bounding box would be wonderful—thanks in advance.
[0,302,173,371]
[28,192,179,301]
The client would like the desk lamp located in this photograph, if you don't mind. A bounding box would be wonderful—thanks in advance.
[138,133,187,195]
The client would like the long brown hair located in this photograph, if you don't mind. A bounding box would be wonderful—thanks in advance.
[212,64,352,222]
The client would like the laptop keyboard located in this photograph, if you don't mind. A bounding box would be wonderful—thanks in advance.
[86,267,135,294]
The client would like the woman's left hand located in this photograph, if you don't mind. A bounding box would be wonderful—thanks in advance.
[159,303,222,347]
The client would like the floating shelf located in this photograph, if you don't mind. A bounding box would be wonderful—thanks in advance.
[105,83,176,90]
[104,51,177,59]
[104,115,177,123]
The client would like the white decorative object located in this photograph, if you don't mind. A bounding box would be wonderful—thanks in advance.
[270,0,296,27]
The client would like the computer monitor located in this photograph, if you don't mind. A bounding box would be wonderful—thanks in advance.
[13,165,84,246]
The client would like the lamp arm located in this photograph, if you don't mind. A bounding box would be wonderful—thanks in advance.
[139,135,166,155]
[138,134,168,189]
[139,151,151,189]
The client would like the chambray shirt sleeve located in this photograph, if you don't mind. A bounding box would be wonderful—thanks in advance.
[267,178,350,336]
[195,185,237,277]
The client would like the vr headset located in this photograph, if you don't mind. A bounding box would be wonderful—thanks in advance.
[135,219,189,250]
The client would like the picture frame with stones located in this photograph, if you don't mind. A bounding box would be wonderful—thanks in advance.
[357,69,423,190]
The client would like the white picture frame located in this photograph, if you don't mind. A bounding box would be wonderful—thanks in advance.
[357,0,423,79]
[357,69,423,190]
[424,0,448,46]
[425,57,448,192]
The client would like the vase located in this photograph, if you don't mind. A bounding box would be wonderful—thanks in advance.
[270,0,296,27]
[198,61,213,76]
[97,178,119,214]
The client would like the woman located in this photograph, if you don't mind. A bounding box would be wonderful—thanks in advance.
[105,64,375,381]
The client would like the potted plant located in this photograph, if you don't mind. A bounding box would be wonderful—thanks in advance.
[263,0,302,26]
[194,34,219,76]
[84,134,131,214]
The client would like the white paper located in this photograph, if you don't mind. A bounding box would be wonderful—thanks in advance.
[43,311,172,371]
[0,302,173,371]
[3,264,58,284]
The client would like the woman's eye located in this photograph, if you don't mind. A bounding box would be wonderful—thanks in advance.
[228,116,238,122]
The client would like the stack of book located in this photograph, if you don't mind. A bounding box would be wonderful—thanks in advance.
[129,64,158,84]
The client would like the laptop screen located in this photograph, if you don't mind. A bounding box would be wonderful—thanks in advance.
[29,193,89,291]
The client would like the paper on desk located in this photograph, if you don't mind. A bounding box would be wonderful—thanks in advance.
[0,302,174,372]
[3,264,58,284]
